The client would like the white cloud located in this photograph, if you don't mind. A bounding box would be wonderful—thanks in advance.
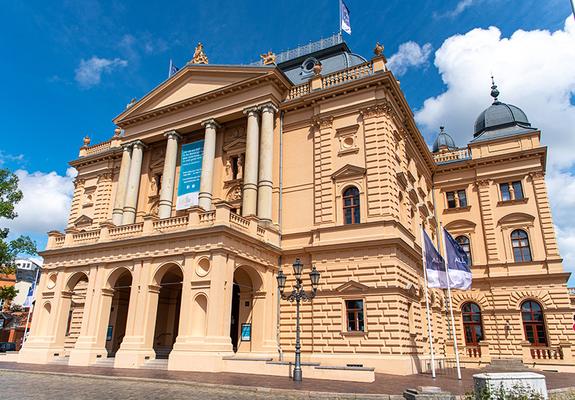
[74,56,127,88]
[435,0,478,19]
[415,17,575,282]
[0,150,24,168]
[1,168,77,237]
[387,42,433,76]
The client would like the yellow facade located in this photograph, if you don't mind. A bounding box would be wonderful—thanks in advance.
[13,38,574,378]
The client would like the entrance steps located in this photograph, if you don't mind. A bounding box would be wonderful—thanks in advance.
[153,346,172,360]
[92,357,115,368]
[221,356,375,382]
[141,358,169,370]
[49,356,70,366]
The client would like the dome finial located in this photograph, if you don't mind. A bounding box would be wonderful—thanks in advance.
[439,125,445,133]
[490,75,500,103]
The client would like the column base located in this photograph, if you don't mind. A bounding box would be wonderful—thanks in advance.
[114,348,156,369]
[68,347,108,366]
[18,345,64,364]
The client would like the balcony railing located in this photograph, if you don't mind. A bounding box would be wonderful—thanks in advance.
[433,148,471,164]
[47,203,279,251]
[522,341,573,365]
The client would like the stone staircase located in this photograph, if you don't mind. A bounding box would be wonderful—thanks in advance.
[141,358,169,370]
[92,357,115,368]
[49,356,70,365]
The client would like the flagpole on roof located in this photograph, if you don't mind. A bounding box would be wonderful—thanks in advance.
[338,0,342,36]
[168,59,173,79]
[440,224,462,380]
[571,0,575,21]
[420,225,436,379]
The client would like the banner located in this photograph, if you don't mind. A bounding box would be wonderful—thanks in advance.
[176,140,204,210]
[423,228,448,289]
[443,229,472,290]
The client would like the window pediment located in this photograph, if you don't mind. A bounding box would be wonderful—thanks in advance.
[497,212,535,226]
[445,219,476,232]
[73,215,93,229]
[335,280,369,293]
[331,164,366,181]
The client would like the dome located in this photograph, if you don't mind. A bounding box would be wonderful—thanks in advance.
[432,126,457,153]
[473,81,531,137]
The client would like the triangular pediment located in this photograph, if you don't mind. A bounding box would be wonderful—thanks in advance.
[331,164,366,180]
[115,65,273,122]
[335,280,369,293]
[223,137,246,153]
[73,215,93,228]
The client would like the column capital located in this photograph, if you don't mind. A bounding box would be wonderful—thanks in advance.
[121,142,133,151]
[130,140,147,150]
[201,118,221,130]
[259,102,279,114]
[243,106,260,117]
[163,130,182,141]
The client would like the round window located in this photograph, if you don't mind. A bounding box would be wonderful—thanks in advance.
[302,57,318,73]
[343,137,354,148]
[196,258,211,277]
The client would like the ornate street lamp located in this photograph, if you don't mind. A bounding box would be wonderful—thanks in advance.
[276,258,320,382]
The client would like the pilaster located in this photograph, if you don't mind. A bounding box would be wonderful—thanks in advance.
[530,171,560,257]
[312,115,334,224]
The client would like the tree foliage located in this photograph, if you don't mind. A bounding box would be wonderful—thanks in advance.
[0,168,37,274]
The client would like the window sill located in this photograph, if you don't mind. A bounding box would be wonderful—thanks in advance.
[498,198,528,206]
[444,206,471,213]
[341,331,366,337]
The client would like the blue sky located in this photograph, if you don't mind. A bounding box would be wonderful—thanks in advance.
[1,0,574,283]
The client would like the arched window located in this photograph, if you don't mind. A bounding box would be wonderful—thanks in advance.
[343,186,360,225]
[455,235,472,265]
[511,229,532,262]
[521,300,547,346]
[461,302,483,345]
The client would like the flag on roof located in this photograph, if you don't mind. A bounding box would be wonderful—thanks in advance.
[340,0,351,35]
[168,59,179,78]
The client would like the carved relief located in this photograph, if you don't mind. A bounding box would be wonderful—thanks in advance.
[335,124,359,155]
[226,185,242,202]
[311,115,334,129]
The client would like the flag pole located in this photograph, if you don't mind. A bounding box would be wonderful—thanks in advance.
[338,0,342,36]
[440,224,462,380]
[421,225,436,378]
[22,266,40,346]
[168,59,173,79]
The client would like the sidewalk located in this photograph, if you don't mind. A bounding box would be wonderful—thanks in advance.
[1,361,575,396]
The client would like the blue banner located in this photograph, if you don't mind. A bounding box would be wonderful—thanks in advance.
[176,140,204,210]
[444,229,472,290]
[423,228,448,289]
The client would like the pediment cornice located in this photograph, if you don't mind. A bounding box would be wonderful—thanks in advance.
[331,164,366,181]
[114,67,291,129]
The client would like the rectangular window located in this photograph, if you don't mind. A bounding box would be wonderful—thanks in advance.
[345,299,364,332]
[457,190,467,208]
[512,181,524,200]
[446,191,457,208]
[500,183,511,201]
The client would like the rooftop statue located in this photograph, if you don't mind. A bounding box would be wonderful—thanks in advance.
[260,50,276,65]
[191,42,209,64]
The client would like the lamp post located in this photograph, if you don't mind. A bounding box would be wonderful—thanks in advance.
[276,258,320,382]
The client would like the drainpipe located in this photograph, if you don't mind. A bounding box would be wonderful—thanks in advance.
[276,110,285,361]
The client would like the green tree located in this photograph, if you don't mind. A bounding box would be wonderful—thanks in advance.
[0,286,19,310]
[0,168,37,274]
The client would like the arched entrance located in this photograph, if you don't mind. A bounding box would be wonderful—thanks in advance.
[104,269,132,357]
[63,272,89,355]
[230,266,262,353]
[152,264,183,359]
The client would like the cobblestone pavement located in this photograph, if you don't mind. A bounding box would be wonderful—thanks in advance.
[0,370,302,400]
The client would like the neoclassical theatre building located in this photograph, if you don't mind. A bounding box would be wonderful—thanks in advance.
[16,35,574,378]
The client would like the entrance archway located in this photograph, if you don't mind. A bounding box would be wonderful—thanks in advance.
[104,269,132,357]
[152,264,183,359]
[230,266,262,353]
[63,272,89,355]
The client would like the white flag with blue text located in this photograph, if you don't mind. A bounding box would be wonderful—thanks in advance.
[340,0,351,34]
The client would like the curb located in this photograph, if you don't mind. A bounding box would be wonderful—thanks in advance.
[0,368,400,399]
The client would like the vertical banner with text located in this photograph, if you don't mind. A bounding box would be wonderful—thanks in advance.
[176,140,204,210]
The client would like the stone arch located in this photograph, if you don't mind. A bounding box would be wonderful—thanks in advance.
[65,271,89,292]
[191,293,208,337]
[452,291,490,310]
[105,267,133,289]
[444,219,476,231]
[152,261,184,286]
[509,290,554,310]
[497,212,535,226]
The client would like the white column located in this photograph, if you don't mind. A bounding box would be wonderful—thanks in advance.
[257,103,277,221]
[122,140,146,225]
[198,119,219,211]
[158,131,182,219]
[112,144,132,225]
[242,107,260,217]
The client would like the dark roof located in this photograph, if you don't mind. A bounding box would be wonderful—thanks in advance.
[471,79,537,143]
[432,126,457,153]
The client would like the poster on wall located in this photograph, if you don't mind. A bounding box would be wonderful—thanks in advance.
[241,323,251,342]
[176,140,204,210]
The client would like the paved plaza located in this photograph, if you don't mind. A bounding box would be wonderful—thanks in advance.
[1,362,575,399]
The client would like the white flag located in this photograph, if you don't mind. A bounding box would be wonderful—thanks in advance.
[340,0,351,35]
